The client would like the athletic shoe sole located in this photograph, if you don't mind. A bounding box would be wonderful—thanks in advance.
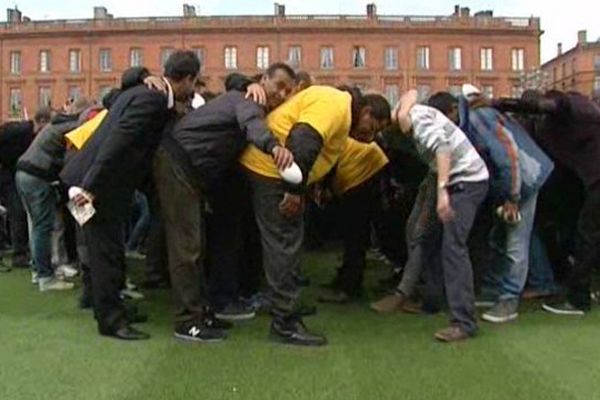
[481,312,518,324]
[214,312,256,322]
[173,332,226,343]
[475,301,495,308]
[542,304,585,316]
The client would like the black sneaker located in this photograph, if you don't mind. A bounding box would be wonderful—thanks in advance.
[174,321,227,343]
[215,302,256,321]
[203,308,234,330]
[542,301,585,316]
[270,316,327,347]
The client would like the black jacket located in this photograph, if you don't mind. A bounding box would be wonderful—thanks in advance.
[163,90,278,192]
[17,114,80,182]
[0,120,35,172]
[61,84,170,219]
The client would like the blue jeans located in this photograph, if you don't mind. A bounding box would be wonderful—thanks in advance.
[15,171,56,278]
[527,230,557,294]
[484,193,539,301]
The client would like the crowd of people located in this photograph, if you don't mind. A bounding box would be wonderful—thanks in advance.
[1,49,599,346]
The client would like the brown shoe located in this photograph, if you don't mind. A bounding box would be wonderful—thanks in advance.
[434,326,471,343]
[370,292,406,313]
[401,299,424,314]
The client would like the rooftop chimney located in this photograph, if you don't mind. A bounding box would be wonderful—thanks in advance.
[183,4,197,17]
[460,7,471,17]
[474,10,493,17]
[578,30,588,45]
[274,3,285,17]
[94,7,109,20]
[7,7,23,23]
[454,5,460,16]
[557,42,563,56]
[367,3,377,18]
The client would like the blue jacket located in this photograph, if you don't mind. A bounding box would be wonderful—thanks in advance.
[459,97,554,204]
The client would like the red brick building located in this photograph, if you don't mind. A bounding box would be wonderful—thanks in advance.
[541,30,600,98]
[0,4,541,122]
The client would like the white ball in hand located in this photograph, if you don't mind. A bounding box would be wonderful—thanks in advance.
[279,162,303,185]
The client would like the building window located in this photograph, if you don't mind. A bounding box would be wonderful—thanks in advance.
[257,46,270,70]
[130,48,143,67]
[594,76,600,93]
[9,88,22,118]
[99,49,112,72]
[320,47,334,70]
[449,47,462,71]
[161,48,174,68]
[193,48,205,71]
[352,46,366,69]
[384,47,398,70]
[511,48,525,71]
[10,51,21,75]
[98,86,112,102]
[68,86,82,101]
[416,84,431,102]
[449,85,462,97]
[69,50,81,73]
[595,55,600,71]
[224,47,237,70]
[384,85,399,106]
[39,87,52,107]
[511,86,524,99]
[480,48,493,71]
[39,50,51,73]
[288,46,302,69]
[482,85,494,99]
[417,46,430,70]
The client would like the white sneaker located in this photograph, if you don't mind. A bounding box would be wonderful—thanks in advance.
[56,264,79,279]
[39,277,75,292]
[31,271,39,285]
[120,288,145,300]
[126,251,146,261]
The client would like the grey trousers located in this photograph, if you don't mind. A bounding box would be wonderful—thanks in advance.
[248,174,303,318]
[154,147,207,326]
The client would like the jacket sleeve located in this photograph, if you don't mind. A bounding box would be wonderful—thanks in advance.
[235,100,278,154]
[226,74,255,92]
[81,91,166,195]
[470,109,521,204]
[121,67,150,90]
[284,122,324,193]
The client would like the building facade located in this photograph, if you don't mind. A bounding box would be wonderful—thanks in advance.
[541,30,600,99]
[0,4,541,121]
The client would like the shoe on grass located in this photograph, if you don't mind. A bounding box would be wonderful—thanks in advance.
[174,321,227,343]
[482,299,519,323]
[542,301,585,316]
[370,292,406,313]
[39,277,75,292]
[270,316,327,347]
[215,302,256,322]
[317,289,354,304]
[55,264,79,280]
[475,297,496,309]
[120,288,144,301]
[402,299,424,314]
[126,251,147,261]
[522,289,553,300]
[31,271,39,285]
[434,325,472,343]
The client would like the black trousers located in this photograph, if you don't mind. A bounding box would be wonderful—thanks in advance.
[568,183,600,309]
[3,173,29,263]
[83,217,127,331]
[335,177,380,296]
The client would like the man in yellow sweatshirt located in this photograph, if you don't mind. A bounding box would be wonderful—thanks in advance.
[240,85,391,346]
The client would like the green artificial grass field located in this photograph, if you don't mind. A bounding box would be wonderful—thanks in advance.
[1,250,600,400]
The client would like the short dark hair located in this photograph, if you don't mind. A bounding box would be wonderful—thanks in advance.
[361,94,391,123]
[34,107,52,124]
[266,62,296,80]
[163,50,201,82]
[428,92,458,115]
[295,71,313,86]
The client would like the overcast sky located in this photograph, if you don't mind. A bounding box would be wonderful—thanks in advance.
[6,0,599,62]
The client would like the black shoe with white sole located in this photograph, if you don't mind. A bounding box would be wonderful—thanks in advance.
[215,302,256,322]
[542,301,586,316]
[174,321,227,343]
[270,316,327,347]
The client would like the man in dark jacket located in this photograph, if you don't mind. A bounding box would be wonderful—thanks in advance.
[16,98,93,292]
[61,50,200,341]
[0,109,51,268]
[154,62,296,343]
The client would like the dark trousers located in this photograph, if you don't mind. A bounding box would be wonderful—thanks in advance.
[154,147,206,326]
[83,217,127,331]
[4,173,29,264]
[144,199,169,284]
[336,177,379,296]
[427,181,488,335]
[568,184,600,309]
[205,172,250,309]
[249,174,303,318]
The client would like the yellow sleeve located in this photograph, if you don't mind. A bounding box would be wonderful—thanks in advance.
[65,110,108,150]
[297,89,349,141]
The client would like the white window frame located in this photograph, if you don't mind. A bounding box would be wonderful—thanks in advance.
[256,46,270,70]
[224,47,238,70]
[130,48,143,68]
[512,48,525,71]
[288,46,302,69]
[193,48,205,71]
[99,49,112,72]
[10,51,21,75]
[481,48,494,71]
[320,47,334,70]
[384,47,398,71]
[9,88,22,117]
[352,46,366,69]
[417,46,430,70]
[449,47,462,71]
[69,50,81,73]
[39,50,51,73]
[384,85,399,106]
[39,86,52,107]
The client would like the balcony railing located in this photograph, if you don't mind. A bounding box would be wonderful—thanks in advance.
[0,14,540,34]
